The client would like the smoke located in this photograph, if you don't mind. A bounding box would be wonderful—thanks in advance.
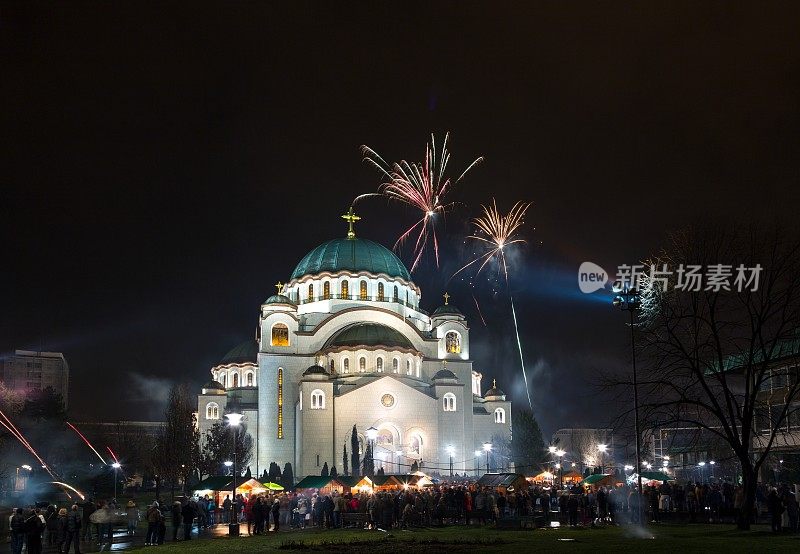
[126,373,175,421]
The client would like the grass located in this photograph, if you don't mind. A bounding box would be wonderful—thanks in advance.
[125,523,800,553]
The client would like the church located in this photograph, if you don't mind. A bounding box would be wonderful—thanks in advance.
[197,212,512,480]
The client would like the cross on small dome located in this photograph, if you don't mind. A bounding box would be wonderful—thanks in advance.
[341,206,361,240]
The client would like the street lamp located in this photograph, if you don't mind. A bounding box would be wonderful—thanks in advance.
[446,445,455,477]
[612,283,644,523]
[474,451,482,477]
[483,442,492,473]
[555,449,565,487]
[111,462,121,501]
[597,444,608,473]
[226,408,244,536]
[366,426,378,476]
[709,460,716,481]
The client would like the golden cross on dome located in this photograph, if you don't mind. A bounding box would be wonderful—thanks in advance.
[443,292,450,305]
[342,206,361,240]
[275,281,284,294]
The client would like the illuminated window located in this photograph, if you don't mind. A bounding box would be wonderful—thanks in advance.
[329,359,335,372]
[219,373,227,388]
[406,359,412,375]
[445,331,461,354]
[494,407,506,424]
[359,356,366,372]
[232,373,239,388]
[376,357,383,372]
[308,283,314,301]
[343,358,349,374]
[206,402,219,420]
[311,389,325,409]
[394,285,399,301]
[341,280,349,299]
[246,372,254,386]
[272,323,289,346]
[378,282,385,301]
[323,281,331,299]
[277,368,284,438]
[443,392,456,412]
[392,358,399,373]
[360,280,368,300]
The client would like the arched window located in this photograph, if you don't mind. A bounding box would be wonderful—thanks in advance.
[392,358,399,373]
[376,357,383,372]
[445,331,461,354]
[219,373,227,388]
[323,281,331,299]
[406,359,412,375]
[206,402,219,420]
[416,360,421,378]
[308,283,314,301]
[343,358,349,374]
[272,323,289,346]
[232,373,239,388]
[378,282,385,301]
[341,280,349,299]
[329,359,335,372]
[443,392,456,412]
[360,280,368,300]
[494,407,506,424]
[393,285,399,301]
[246,372,254,386]
[277,368,284,438]
[359,356,366,372]
[311,389,325,409]
[410,434,423,458]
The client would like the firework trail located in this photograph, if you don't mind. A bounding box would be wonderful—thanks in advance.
[66,422,107,464]
[50,482,85,500]
[361,133,483,271]
[454,199,534,410]
[106,446,120,464]
[0,409,56,478]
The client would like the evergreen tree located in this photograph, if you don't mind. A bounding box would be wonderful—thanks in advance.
[410,460,419,473]
[342,444,349,476]
[281,463,294,488]
[330,466,338,477]
[350,425,360,476]
[155,383,201,497]
[377,467,384,476]
[268,461,281,483]
[321,462,329,477]
[244,466,252,479]
[21,386,66,422]
[362,442,374,476]
[509,409,546,476]
[198,421,253,480]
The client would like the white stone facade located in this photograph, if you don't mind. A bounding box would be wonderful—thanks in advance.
[197,235,512,480]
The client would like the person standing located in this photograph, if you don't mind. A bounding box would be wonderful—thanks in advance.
[767,488,784,533]
[24,508,45,554]
[181,499,195,540]
[145,502,161,545]
[125,501,138,535]
[80,499,95,542]
[171,501,182,541]
[271,498,281,532]
[10,508,25,554]
[64,505,82,554]
[222,495,231,524]
[56,508,68,553]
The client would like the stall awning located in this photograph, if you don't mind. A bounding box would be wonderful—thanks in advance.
[582,474,613,485]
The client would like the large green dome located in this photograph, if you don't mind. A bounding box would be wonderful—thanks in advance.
[290,238,411,281]
[323,323,413,350]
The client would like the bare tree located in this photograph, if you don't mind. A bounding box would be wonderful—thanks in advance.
[632,224,800,530]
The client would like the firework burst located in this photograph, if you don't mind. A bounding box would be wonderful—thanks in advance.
[455,199,534,410]
[0,408,57,478]
[361,133,483,271]
[67,421,107,464]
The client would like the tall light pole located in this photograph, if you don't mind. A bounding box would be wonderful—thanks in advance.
[556,449,565,487]
[226,409,243,536]
[613,284,643,523]
[483,442,492,473]
[474,451,481,477]
[446,445,455,477]
[709,460,716,482]
[112,462,121,501]
[597,444,608,474]
[366,427,378,487]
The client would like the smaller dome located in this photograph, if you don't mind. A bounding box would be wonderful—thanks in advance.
[302,365,329,377]
[484,379,505,400]
[432,369,458,381]
[264,294,295,306]
[433,304,463,317]
[202,380,225,392]
[324,323,414,350]
[219,340,258,366]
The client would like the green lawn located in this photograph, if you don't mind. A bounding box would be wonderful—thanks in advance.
[128,524,799,553]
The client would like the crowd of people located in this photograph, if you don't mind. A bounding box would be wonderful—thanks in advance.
[6,479,799,553]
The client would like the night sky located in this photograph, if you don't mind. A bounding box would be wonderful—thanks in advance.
[3,2,799,436]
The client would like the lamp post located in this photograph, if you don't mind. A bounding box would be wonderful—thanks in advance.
[709,460,716,482]
[612,284,644,523]
[698,461,706,483]
[446,445,455,477]
[483,442,492,473]
[597,444,608,474]
[226,409,243,536]
[555,449,565,487]
[112,462,121,501]
[366,427,378,487]
[474,451,481,477]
